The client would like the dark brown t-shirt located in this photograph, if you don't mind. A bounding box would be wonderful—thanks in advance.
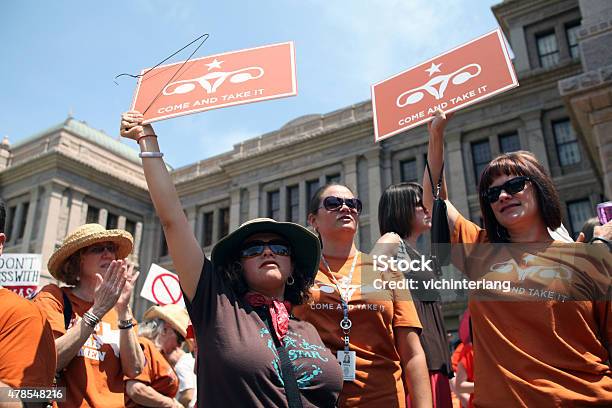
[184,258,342,407]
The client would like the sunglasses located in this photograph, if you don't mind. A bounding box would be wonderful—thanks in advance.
[485,176,531,204]
[239,240,292,258]
[320,196,363,214]
[85,243,118,254]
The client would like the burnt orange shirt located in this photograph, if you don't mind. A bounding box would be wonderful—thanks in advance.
[34,284,128,408]
[125,337,178,408]
[0,287,56,388]
[294,252,422,407]
[452,215,612,407]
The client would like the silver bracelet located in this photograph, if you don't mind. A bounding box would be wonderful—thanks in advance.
[82,311,101,328]
[139,151,164,158]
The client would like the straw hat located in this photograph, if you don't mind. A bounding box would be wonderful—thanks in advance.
[48,223,133,281]
[143,304,190,339]
[211,217,321,283]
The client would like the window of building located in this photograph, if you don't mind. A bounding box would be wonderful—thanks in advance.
[5,206,15,240]
[267,190,280,220]
[86,205,100,224]
[17,202,29,240]
[159,231,168,257]
[553,119,581,166]
[306,179,320,201]
[499,132,520,153]
[566,22,580,59]
[400,159,418,182]
[125,219,136,238]
[286,185,299,223]
[202,212,213,247]
[567,199,593,238]
[536,31,560,68]
[471,140,491,183]
[218,208,229,239]
[326,173,341,184]
[106,213,118,230]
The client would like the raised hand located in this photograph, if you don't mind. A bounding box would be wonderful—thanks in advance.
[115,261,140,315]
[120,111,155,141]
[427,108,453,138]
[91,260,128,318]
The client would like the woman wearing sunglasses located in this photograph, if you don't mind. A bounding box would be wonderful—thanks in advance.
[120,111,342,407]
[33,223,144,407]
[424,110,612,406]
[377,182,453,408]
[293,183,431,407]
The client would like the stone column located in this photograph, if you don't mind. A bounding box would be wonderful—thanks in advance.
[343,156,358,194]
[229,188,241,230]
[365,149,382,244]
[279,184,287,221]
[20,187,39,252]
[117,215,127,230]
[80,201,89,225]
[520,111,551,172]
[186,207,197,234]
[66,191,85,233]
[248,184,260,219]
[446,131,470,217]
[212,208,220,244]
[98,208,108,228]
[134,221,143,258]
[38,184,64,279]
[298,180,307,225]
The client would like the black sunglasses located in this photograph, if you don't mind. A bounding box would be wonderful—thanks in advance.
[85,243,118,254]
[320,196,363,214]
[485,176,531,203]
[239,240,292,258]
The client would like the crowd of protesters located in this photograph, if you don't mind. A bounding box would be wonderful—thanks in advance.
[0,107,609,407]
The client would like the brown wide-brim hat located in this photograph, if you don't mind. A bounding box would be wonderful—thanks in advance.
[143,304,190,339]
[48,223,133,281]
[211,217,321,283]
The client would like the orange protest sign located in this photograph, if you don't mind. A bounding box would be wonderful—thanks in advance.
[371,29,518,141]
[131,41,297,123]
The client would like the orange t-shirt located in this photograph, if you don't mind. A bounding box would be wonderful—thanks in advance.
[452,215,612,406]
[0,287,56,388]
[293,252,422,407]
[34,284,128,408]
[125,337,178,408]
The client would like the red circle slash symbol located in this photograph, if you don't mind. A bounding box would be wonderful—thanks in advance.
[152,273,183,305]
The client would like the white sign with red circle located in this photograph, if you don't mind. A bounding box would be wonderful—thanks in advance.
[140,263,185,307]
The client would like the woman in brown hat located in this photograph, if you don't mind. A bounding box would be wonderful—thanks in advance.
[33,223,144,408]
[120,111,343,407]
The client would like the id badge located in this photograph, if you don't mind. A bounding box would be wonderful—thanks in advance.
[337,350,356,381]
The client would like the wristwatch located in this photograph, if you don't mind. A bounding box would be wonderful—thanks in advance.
[589,236,612,252]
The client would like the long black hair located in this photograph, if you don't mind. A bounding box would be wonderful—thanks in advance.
[378,182,423,238]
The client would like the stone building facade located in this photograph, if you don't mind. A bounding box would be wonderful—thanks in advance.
[1,0,609,328]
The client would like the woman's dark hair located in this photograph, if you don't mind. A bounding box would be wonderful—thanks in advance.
[216,236,311,305]
[378,182,423,238]
[580,216,600,243]
[60,251,82,286]
[478,151,561,242]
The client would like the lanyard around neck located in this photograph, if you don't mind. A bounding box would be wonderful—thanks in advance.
[321,252,360,351]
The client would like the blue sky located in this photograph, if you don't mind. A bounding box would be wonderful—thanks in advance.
[1,0,499,168]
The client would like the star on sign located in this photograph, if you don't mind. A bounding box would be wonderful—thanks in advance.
[425,62,442,76]
[205,58,223,70]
